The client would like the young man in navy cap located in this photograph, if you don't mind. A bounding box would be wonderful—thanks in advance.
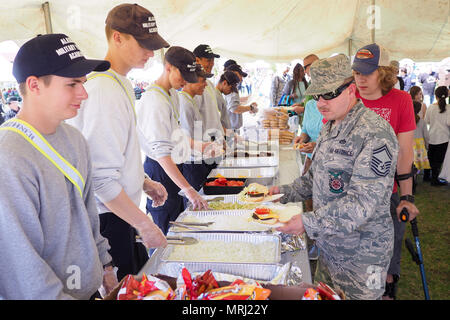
[215,71,241,130]
[67,3,168,281]
[193,44,225,140]
[352,43,419,300]
[178,64,218,199]
[136,46,213,235]
[0,34,115,299]
[225,63,258,130]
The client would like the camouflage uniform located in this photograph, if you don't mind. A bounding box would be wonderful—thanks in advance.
[280,101,399,300]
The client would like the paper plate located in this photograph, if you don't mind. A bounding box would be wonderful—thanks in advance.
[240,193,284,203]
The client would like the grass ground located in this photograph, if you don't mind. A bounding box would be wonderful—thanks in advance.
[396,177,450,300]
[306,174,449,300]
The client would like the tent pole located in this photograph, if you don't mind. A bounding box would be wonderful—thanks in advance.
[42,2,53,34]
[158,48,165,63]
[348,38,353,57]
[371,0,376,43]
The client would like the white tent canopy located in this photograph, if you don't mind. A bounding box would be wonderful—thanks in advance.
[0,0,449,63]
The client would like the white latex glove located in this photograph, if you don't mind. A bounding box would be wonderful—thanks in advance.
[143,178,168,208]
[183,186,209,210]
[134,216,167,249]
[101,266,118,296]
[202,141,224,159]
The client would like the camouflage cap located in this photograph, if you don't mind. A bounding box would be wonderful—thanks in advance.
[304,54,353,96]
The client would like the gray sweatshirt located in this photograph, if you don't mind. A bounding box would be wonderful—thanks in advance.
[0,122,111,299]
[67,72,145,213]
[225,91,242,130]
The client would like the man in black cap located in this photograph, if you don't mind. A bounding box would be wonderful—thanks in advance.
[136,46,212,236]
[225,63,258,130]
[3,96,20,121]
[0,33,115,299]
[215,71,241,130]
[192,44,224,140]
[178,64,219,201]
[191,44,227,183]
[67,3,168,282]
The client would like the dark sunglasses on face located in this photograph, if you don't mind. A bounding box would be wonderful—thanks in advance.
[312,81,354,101]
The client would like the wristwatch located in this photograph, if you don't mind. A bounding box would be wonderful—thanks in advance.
[400,194,415,204]
[103,261,115,269]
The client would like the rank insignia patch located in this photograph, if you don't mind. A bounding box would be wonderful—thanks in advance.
[370,145,393,177]
[329,170,344,193]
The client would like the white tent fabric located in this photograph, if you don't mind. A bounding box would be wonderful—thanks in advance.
[0,0,449,63]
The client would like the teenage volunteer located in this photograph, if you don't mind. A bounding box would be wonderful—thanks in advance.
[0,34,114,299]
[178,64,216,196]
[67,3,168,281]
[351,43,419,299]
[136,46,214,235]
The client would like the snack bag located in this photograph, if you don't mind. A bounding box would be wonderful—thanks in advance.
[117,273,174,300]
[199,283,271,300]
[179,268,219,300]
[316,282,341,300]
[302,288,322,300]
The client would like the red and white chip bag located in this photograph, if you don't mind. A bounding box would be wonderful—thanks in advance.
[117,273,174,300]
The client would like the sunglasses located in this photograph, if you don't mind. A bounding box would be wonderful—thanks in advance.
[312,81,354,101]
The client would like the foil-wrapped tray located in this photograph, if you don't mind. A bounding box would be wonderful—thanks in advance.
[208,167,278,185]
[171,210,271,233]
[158,232,281,281]
[217,156,279,168]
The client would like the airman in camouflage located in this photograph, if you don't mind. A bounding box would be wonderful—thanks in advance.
[272,54,399,300]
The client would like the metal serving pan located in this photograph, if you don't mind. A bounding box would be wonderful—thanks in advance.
[171,210,271,233]
[217,156,279,168]
[158,232,282,281]
[160,232,281,263]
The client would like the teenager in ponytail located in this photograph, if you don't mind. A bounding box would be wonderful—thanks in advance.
[435,86,448,113]
[424,86,450,186]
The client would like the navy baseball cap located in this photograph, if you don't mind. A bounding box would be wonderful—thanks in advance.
[224,59,237,69]
[165,46,198,83]
[352,43,390,75]
[13,33,110,83]
[193,44,220,59]
[226,63,248,77]
[222,71,240,88]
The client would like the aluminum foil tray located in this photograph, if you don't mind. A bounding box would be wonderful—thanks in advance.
[185,194,242,211]
[161,232,281,264]
[157,262,286,282]
[171,210,271,232]
[158,231,284,281]
[208,167,277,179]
[217,156,279,168]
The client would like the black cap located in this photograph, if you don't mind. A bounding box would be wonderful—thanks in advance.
[193,44,220,59]
[224,59,237,69]
[13,33,110,83]
[195,64,213,79]
[222,71,240,87]
[7,96,19,103]
[165,46,198,83]
[106,3,169,50]
[226,63,248,77]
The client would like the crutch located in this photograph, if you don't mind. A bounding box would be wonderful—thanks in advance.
[400,208,431,300]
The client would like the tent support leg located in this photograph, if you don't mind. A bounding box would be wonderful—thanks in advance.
[42,2,53,34]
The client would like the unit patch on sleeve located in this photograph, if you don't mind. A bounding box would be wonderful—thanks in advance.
[370,145,393,177]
